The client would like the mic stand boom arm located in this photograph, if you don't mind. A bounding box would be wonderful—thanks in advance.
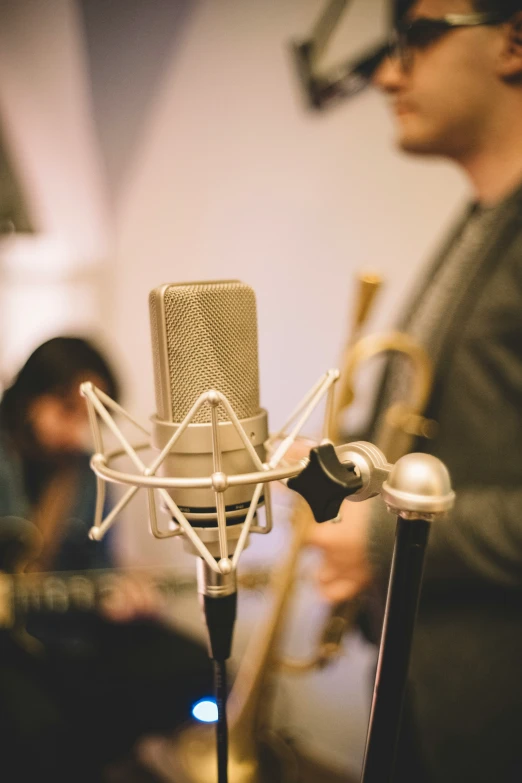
[361,455,454,783]
[288,445,455,783]
[290,0,390,110]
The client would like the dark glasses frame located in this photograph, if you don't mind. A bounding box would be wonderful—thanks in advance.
[388,12,507,71]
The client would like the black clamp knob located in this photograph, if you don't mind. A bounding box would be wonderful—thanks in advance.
[287,443,363,523]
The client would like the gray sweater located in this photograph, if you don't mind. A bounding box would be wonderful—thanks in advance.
[367,182,522,782]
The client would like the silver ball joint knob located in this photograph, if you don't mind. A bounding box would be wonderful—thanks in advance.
[381,453,455,521]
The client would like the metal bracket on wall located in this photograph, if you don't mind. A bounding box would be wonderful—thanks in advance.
[290,0,390,110]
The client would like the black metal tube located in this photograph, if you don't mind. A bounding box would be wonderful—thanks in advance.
[214,658,229,783]
[361,516,430,783]
[200,573,236,783]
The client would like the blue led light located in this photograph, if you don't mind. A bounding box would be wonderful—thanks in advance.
[192,698,218,723]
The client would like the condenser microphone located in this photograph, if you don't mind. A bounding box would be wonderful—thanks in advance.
[148,280,269,550]
[148,280,271,665]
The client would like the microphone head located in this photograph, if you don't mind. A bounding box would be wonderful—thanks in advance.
[149,280,260,424]
[148,280,268,538]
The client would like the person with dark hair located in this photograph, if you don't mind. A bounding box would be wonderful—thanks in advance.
[0,336,212,783]
[0,336,119,573]
[309,2,522,782]
[475,0,522,13]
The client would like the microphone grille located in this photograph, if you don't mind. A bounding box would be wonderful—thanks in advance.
[149,280,261,423]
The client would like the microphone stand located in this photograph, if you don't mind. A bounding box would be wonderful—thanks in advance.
[198,557,238,783]
[287,446,454,783]
[359,453,454,783]
[360,515,430,783]
[81,372,454,783]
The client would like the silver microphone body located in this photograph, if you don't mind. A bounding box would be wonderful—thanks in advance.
[148,280,268,543]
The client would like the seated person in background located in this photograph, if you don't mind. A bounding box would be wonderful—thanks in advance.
[0,336,212,783]
[0,336,118,575]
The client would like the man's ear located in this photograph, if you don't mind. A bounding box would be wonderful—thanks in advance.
[497,12,522,80]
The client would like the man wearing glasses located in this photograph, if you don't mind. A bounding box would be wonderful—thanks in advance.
[310,1,522,781]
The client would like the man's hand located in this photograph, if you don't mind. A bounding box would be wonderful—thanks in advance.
[306,499,374,603]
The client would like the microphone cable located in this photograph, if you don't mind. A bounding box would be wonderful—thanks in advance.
[213,657,229,783]
[202,588,237,783]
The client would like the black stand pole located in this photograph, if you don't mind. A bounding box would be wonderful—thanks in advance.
[213,658,229,783]
[361,516,430,783]
[202,590,237,783]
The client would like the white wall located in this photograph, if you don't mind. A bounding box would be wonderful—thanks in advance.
[0,0,111,375]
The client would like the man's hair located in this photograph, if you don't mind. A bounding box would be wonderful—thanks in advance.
[0,336,120,449]
[473,0,522,14]
[394,1,522,20]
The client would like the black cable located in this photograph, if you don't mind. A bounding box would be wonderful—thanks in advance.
[213,658,229,783]
[201,591,237,783]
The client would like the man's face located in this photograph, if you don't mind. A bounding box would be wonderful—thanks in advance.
[375,0,505,159]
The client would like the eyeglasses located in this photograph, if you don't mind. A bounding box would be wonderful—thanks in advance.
[387,12,506,72]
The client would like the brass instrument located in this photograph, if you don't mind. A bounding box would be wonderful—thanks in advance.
[336,330,436,463]
[329,272,435,457]
[285,274,436,678]
[329,272,383,446]
[279,272,385,676]
[139,273,436,783]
